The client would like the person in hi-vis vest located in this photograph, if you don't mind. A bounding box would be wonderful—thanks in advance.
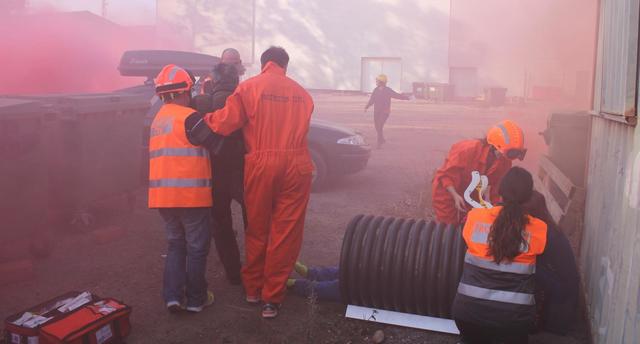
[148,64,215,313]
[452,167,547,344]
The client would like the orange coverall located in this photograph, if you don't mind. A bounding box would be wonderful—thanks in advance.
[204,61,315,304]
[432,139,511,224]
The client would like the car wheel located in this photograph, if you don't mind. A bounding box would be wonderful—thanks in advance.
[310,148,328,192]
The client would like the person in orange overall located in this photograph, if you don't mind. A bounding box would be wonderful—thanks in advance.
[431,120,527,224]
[204,46,314,318]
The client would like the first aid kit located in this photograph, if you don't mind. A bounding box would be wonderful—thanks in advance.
[4,291,94,344]
[4,292,131,344]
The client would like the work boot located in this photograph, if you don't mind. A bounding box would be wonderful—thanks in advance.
[294,261,308,277]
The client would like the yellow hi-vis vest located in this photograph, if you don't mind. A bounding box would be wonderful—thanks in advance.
[148,103,212,208]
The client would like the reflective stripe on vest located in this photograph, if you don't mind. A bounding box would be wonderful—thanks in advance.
[464,252,536,275]
[457,282,534,305]
[149,178,212,188]
[149,147,208,159]
[150,117,174,138]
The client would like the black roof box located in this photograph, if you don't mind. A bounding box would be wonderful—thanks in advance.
[118,50,220,78]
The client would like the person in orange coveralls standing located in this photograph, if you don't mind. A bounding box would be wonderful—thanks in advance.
[204,46,314,319]
[432,120,527,224]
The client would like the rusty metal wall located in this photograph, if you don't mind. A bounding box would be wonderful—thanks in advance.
[581,115,640,343]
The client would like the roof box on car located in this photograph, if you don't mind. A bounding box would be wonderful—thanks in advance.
[118,50,220,78]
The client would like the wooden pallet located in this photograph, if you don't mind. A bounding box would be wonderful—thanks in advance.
[535,155,586,255]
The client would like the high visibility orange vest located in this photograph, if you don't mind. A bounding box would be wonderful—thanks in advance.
[148,103,212,208]
[453,206,547,327]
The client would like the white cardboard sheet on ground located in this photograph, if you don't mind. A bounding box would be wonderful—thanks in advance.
[345,305,460,335]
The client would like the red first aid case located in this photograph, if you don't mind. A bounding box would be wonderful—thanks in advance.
[39,299,131,344]
[4,291,93,344]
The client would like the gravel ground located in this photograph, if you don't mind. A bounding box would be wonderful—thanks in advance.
[0,93,590,343]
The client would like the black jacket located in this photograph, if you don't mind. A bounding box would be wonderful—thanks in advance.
[191,81,244,187]
[365,86,409,115]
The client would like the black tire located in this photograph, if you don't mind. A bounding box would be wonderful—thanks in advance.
[310,147,328,192]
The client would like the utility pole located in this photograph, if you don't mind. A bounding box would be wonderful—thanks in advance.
[101,0,108,18]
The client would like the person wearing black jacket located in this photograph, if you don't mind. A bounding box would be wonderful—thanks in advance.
[523,191,579,335]
[191,63,246,285]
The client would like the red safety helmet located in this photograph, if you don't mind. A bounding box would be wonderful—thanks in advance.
[487,120,527,161]
[154,64,194,95]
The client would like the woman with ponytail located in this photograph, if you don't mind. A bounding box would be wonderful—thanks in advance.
[452,167,547,344]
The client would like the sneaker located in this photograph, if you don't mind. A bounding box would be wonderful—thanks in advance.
[261,303,280,319]
[186,291,215,313]
[246,295,261,304]
[166,301,183,313]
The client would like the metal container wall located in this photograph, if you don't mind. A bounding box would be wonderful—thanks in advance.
[594,0,639,115]
[0,99,51,243]
[581,115,640,343]
[42,94,149,221]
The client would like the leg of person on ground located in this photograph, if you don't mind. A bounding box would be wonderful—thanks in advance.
[211,187,242,284]
[290,279,341,302]
[182,208,213,311]
[307,266,339,282]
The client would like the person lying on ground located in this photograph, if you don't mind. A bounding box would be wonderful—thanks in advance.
[286,261,341,302]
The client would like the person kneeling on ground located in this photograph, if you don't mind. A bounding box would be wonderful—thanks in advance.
[452,166,546,344]
[432,120,527,225]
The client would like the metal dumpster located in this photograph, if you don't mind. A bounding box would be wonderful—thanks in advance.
[0,98,52,254]
[40,93,149,226]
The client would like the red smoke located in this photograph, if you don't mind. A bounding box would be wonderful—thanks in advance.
[0,10,156,94]
[449,0,598,108]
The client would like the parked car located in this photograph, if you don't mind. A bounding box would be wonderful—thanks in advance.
[118,50,370,191]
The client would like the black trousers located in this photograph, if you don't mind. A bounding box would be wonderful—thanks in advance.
[211,180,247,282]
[373,112,389,144]
[455,320,529,344]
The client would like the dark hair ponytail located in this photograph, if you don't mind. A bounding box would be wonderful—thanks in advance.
[488,167,534,263]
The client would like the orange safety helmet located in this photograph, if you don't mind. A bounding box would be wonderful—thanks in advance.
[486,120,527,160]
[154,64,194,95]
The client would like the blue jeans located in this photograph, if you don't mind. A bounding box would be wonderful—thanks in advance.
[159,208,211,307]
[292,267,341,302]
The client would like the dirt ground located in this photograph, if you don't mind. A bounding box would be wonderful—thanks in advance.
[0,93,590,343]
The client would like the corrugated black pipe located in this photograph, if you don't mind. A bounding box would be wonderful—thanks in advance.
[339,215,465,319]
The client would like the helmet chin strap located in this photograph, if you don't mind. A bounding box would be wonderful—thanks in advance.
[464,171,494,209]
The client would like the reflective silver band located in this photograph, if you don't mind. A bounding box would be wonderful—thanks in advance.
[497,123,511,145]
[458,282,534,305]
[465,253,535,275]
[150,121,174,138]
[149,178,212,188]
[149,147,208,159]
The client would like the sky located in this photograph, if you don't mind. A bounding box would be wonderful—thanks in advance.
[30,0,156,25]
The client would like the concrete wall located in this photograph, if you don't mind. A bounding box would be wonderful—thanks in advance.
[156,0,451,92]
